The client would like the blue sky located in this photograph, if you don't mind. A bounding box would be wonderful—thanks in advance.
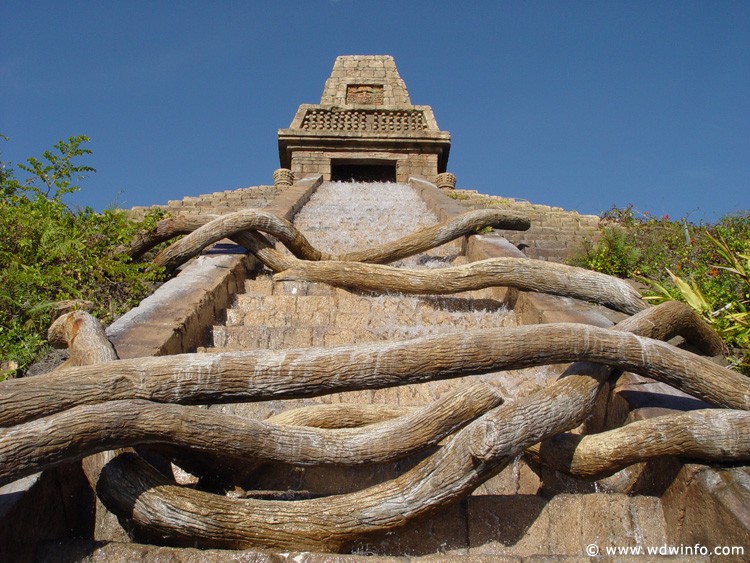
[2,1,748,223]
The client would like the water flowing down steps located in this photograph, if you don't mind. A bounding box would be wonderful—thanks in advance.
[196,181,675,558]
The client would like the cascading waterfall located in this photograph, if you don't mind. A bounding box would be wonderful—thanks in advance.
[289,181,514,340]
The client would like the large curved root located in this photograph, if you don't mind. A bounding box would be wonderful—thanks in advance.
[275,257,649,315]
[526,409,750,480]
[122,214,219,260]
[614,300,724,356]
[147,209,529,272]
[2,317,745,428]
[95,356,613,551]
[333,208,530,264]
[265,403,415,428]
[0,382,501,487]
[153,210,326,271]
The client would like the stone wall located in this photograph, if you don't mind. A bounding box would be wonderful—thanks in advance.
[127,184,282,220]
[290,150,437,183]
[321,55,411,106]
[448,189,601,263]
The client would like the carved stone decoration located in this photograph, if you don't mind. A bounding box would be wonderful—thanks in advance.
[278,55,451,182]
[436,172,457,190]
[273,168,294,188]
[346,84,384,105]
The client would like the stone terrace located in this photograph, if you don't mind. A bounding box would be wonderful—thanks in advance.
[127,184,283,219]
[449,188,601,263]
[126,182,601,266]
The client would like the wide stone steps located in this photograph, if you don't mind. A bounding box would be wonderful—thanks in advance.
[211,276,512,351]
[194,181,675,559]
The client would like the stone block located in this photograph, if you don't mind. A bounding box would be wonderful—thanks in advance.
[0,465,96,560]
[661,463,750,552]
[467,494,549,555]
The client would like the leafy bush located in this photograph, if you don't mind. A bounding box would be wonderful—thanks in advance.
[0,136,165,379]
[571,204,750,373]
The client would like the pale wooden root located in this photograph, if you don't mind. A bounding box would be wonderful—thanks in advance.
[230,230,297,271]
[154,210,326,271]
[90,303,735,551]
[47,311,118,369]
[2,320,747,428]
[45,309,127,542]
[122,214,218,259]
[274,257,648,315]
[523,300,726,486]
[265,403,415,428]
[96,361,608,551]
[145,209,528,273]
[122,213,296,272]
[0,382,502,487]
[615,299,724,355]
[332,209,530,264]
[525,409,750,480]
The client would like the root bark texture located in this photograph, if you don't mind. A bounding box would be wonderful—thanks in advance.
[4,211,745,553]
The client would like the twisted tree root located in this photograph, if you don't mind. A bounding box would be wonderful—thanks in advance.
[0,382,502,487]
[1,309,743,428]
[123,214,219,260]
[48,310,118,368]
[525,409,750,480]
[121,212,295,271]
[275,257,649,315]
[153,210,326,271]
[614,300,724,356]
[93,348,633,551]
[265,403,415,428]
[147,208,529,272]
[333,208,529,264]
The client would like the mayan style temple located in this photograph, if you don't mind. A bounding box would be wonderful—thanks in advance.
[278,55,451,184]
[2,55,748,561]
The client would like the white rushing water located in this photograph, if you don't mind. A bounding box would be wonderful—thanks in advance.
[292,181,459,266]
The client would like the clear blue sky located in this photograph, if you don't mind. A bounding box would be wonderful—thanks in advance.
[2,1,748,223]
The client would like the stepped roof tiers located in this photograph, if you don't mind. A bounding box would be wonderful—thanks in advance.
[278,55,451,184]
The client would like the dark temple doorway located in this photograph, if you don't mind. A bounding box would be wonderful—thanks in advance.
[330,159,397,182]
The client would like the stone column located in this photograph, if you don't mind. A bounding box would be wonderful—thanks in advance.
[273,168,295,189]
[435,172,456,191]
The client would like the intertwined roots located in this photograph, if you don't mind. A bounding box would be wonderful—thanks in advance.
[3,209,748,552]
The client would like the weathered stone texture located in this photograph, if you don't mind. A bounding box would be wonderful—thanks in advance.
[128,184,282,220]
[321,55,411,107]
[279,56,450,183]
[449,189,601,263]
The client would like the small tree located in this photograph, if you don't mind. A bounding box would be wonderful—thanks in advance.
[0,136,164,379]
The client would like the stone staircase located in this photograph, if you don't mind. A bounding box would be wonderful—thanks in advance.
[191,181,681,559]
[211,275,513,352]
[200,275,679,558]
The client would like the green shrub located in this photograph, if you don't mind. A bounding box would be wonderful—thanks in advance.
[0,136,165,379]
[571,204,750,373]
[572,226,640,277]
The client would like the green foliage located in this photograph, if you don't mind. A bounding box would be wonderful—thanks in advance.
[571,204,750,373]
[0,136,165,379]
[573,226,640,277]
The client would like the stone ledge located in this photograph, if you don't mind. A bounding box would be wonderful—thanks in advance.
[107,253,254,358]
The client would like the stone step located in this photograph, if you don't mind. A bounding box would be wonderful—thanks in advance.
[216,292,512,350]
[465,492,675,558]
